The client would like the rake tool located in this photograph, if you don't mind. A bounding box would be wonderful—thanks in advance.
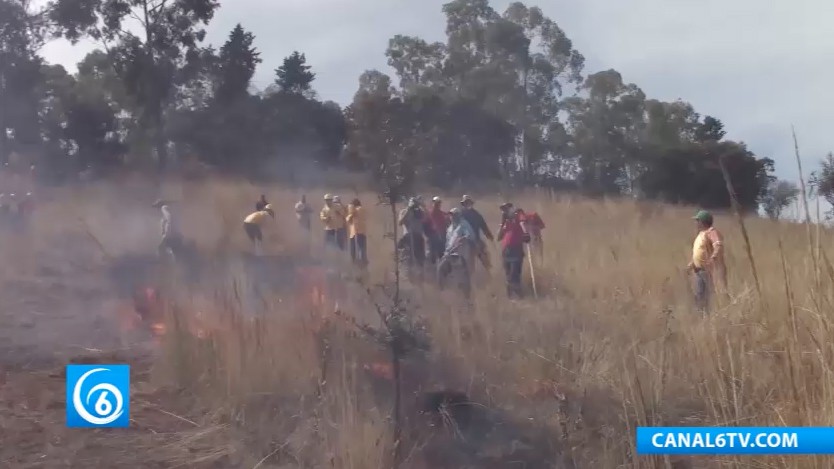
[526,243,538,299]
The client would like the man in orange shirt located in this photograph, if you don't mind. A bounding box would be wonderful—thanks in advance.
[346,198,368,265]
[687,210,727,312]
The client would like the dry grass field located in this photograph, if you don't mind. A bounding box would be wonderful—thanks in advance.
[0,175,832,468]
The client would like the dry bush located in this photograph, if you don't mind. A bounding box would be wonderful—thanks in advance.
[13,177,834,468]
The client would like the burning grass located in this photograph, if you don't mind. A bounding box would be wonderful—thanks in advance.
[5,177,834,467]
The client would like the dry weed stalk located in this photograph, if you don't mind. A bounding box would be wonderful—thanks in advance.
[75,177,834,468]
[792,126,821,288]
[718,154,761,299]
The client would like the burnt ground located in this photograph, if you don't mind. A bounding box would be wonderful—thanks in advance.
[0,223,577,468]
[0,223,369,468]
[0,227,245,468]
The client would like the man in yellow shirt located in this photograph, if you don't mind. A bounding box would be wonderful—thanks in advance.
[346,198,368,265]
[687,210,727,311]
[243,204,274,256]
[320,194,345,251]
[332,195,348,251]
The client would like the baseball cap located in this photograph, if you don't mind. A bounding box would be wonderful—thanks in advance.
[693,210,713,223]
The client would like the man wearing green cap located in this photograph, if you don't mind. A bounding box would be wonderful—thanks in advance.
[687,209,727,311]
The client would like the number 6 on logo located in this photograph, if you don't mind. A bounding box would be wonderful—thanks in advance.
[66,364,130,428]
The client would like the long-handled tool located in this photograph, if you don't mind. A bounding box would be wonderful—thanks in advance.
[526,243,538,299]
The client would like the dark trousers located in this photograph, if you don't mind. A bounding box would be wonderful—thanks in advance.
[693,268,711,312]
[428,233,446,264]
[398,233,425,266]
[336,228,347,251]
[244,222,262,242]
[502,245,524,297]
[324,229,338,249]
[350,234,368,264]
[158,235,183,258]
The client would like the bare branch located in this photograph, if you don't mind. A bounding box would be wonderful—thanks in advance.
[129,10,148,29]
[149,0,169,22]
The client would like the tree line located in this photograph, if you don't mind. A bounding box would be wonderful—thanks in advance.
[1,0,827,216]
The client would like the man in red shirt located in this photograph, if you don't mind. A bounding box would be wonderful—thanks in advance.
[523,211,545,260]
[427,196,450,264]
[497,202,530,298]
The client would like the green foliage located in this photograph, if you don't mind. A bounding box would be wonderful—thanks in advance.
[274,51,315,96]
[344,71,417,197]
[168,27,344,176]
[638,141,774,212]
[761,179,799,220]
[49,0,220,168]
[1,0,785,211]
[811,153,834,217]
[41,63,126,169]
[214,24,260,104]
[345,70,514,190]
[0,0,48,159]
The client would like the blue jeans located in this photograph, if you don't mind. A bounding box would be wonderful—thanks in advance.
[694,269,711,312]
[350,234,367,264]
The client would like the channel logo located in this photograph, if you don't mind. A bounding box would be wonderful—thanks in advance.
[66,364,130,428]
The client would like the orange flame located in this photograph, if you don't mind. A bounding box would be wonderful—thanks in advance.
[123,285,216,342]
[311,286,324,308]
[150,322,166,336]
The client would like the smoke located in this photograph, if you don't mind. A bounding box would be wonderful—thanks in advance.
[256,143,366,193]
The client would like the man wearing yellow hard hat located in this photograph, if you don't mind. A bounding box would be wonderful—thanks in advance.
[320,194,346,250]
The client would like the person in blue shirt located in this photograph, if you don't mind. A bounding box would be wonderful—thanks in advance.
[437,208,475,290]
[445,208,474,255]
[460,195,494,272]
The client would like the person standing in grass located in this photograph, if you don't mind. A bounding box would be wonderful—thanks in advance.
[153,199,183,260]
[460,195,494,273]
[255,194,268,211]
[398,197,428,267]
[427,196,450,265]
[437,207,475,290]
[320,194,345,251]
[243,204,274,256]
[346,198,368,265]
[294,194,312,231]
[524,210,546,261]
[332,195,348,251]
[687,210,727,311]
[497,202,531,298]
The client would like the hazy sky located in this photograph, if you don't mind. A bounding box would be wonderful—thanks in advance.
[40,0,834,185]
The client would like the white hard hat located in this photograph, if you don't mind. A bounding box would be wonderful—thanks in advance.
[432,196,441,202]
[323,193,333,200]
[333,195,341,203]
[449,207,461,215]
[461,195,473,204]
